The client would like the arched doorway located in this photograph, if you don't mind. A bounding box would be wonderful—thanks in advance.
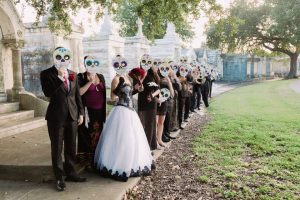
[0,0,25,101]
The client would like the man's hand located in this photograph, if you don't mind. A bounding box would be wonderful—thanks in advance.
[78,115,84,125]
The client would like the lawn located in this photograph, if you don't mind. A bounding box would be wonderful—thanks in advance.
[194,80,300,199]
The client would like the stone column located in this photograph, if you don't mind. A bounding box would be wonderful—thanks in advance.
[4,40,25,101]
[0,42,5,93]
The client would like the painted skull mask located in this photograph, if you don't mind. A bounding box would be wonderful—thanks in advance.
[112,55,128,75]
[153,58,162,69]
[191,67,200,79]
[140,54,153,71]
[159,63,171,77]
[53,47,72,70]
[169,61,179,74]
[179,64,189,77]
[159,88,171,103]
[84,56,100,75]
[180,56,189,64]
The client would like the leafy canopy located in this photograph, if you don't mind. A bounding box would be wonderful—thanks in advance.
[17,0,219,41]
[206,0,300,56]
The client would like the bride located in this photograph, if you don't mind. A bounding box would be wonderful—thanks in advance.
[94,55,154,181]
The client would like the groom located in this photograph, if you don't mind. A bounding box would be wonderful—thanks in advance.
[40,47,86,191]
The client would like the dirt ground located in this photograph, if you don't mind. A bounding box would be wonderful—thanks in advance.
[125,111,215,200]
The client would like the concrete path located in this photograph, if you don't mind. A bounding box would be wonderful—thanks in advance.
[0,82,238,200]
[289,80,300,93]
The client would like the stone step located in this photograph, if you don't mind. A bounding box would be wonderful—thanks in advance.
[0,117,46,139]
[0,102,19,114]
[0,126,84,182]
[0,110,35,126]
[0,93,7,103]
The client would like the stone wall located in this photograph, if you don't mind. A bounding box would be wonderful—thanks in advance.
[21,22,84,96]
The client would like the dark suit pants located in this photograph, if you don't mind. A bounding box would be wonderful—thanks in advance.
[47,120,77,180]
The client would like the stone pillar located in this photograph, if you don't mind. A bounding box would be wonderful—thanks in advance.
[0,42,5,93]
[4,40,25,101]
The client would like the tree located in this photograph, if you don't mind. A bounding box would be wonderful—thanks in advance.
[16,0,219,41]
[114,0,196,41]
[206,0,300,78]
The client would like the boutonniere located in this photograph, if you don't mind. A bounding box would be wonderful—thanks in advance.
[69,73,75,81]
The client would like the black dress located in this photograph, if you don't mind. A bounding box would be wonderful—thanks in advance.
[137,72,159,150]
[169,77,181,131]
[77,72,106,165]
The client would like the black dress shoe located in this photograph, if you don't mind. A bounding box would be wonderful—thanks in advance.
[162,134,171,143]
[56,179,66,191]
[197,107,201,110]
[165,133,176,139]
[65,175,87,182]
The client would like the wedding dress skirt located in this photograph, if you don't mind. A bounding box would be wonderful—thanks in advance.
[94,105,154,181]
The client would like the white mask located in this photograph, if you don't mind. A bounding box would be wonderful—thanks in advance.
[179,65,189,77]
[153,58,162,69]
[112,55,128,75]
[53,47,72,70]
[85,56,101,75]
[191,68,200,79]
[159,88,171,103]
[159,63,170,77]
[169,61,179,74]
[140,54,153,71]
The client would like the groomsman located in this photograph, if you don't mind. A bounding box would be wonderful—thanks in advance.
[40,47,86,191]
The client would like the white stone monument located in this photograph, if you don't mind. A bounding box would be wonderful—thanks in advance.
[124,18,150,69]
[83,8,125,86]
[150,22,182,60]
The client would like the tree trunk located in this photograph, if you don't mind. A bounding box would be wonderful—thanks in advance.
[287,53,299,78]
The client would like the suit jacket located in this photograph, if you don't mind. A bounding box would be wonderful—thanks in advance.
[40,66,84,122]
[77,72,107,122]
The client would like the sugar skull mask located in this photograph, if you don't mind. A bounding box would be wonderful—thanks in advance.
[140,54,153,71]
[112,55,128,75]
[153,58,162,69]
[169,61,179,74]
[191,67,200,79]
[159,63,170,77]
[179,64,189,77]
[180,56,188,64]
[159,88,171,103]
[84,56,100,75]
[53,47,72,70]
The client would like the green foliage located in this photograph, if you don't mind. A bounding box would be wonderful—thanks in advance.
[206,0,300,77]
[114,0,200,41]
[193,80,300,199]
[19,0,218,41]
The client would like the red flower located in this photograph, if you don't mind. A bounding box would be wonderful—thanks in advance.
[69,73,75,81]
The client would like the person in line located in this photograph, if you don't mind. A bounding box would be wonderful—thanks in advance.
[77,56,106,168]
[138,56,161,150]
[94,56,154,182]
[40,47,86,192]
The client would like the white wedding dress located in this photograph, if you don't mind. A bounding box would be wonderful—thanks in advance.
[94,84,154,181]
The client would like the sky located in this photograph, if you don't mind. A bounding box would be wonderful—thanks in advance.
[16,0,232,48]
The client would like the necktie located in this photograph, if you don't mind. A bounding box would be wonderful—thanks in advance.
[63,76,68,91]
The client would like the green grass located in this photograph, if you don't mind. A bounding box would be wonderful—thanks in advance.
[194,80,300,199]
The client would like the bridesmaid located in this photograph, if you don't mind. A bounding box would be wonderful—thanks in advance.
[138,55,161,150]
[77,56,106,167]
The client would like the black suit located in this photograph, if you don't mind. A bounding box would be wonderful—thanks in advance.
[40,66,84,180]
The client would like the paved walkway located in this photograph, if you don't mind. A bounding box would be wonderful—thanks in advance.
[0,82,238,200]
[289,80,300,93]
